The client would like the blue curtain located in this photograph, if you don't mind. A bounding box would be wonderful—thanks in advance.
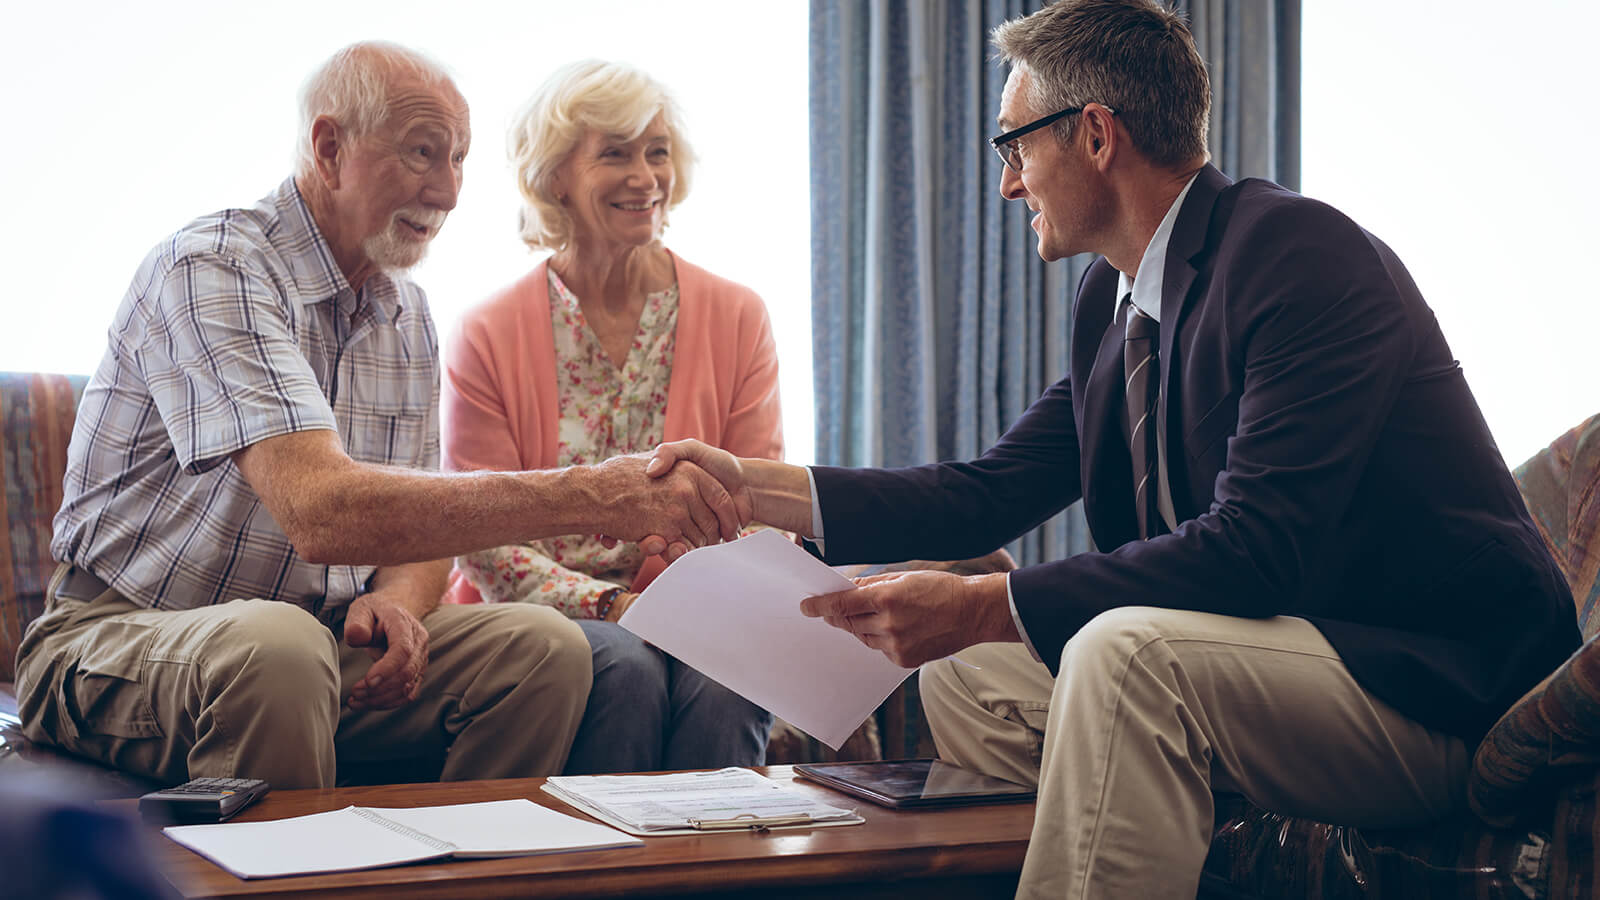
[808,0,1299,757]
[1183,0,1301,189]
[810,0,1089,570]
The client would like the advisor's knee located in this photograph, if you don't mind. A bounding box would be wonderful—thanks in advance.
[1059,606,1178,680]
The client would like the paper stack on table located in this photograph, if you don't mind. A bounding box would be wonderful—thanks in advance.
[544,767,863,835]
[618,529,914,749]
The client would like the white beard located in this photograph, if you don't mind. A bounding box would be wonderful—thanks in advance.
[362,209,445,274]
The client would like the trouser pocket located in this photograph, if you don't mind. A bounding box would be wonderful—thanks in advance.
[52,620,165,743]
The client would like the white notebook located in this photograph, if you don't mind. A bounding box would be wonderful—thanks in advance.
[163,798,642,879]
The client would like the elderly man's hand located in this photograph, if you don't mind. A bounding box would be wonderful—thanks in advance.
[344,590,430,710]
[799,570,1019,668]
[591,452,744,560]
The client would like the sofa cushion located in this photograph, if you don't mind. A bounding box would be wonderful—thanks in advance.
[1470,637,1600,826]
[1514,413,1600,638]
[1468,414,1600,826]
[1,372,88,684]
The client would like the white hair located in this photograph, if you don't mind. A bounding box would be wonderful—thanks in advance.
[295,41,456,177]
[508,59,696,252]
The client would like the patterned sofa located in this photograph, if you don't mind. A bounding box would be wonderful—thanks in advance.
[5,370,1600,896]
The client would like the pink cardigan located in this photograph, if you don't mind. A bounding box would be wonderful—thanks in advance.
[440,251,784,603]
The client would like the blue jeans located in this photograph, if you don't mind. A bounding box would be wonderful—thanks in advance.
[564,619,773,775]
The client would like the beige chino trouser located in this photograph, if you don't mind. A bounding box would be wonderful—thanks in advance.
[14,564,593,789]
[920,607,1469,900]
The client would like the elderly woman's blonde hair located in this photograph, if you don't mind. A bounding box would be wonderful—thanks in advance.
[509,60,696,252]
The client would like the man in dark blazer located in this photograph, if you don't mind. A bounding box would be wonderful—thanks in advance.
[646,1,1577,896]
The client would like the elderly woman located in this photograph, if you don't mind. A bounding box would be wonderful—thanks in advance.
[440,60,779,774]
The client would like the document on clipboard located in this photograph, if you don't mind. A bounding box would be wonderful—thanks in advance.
[542,767,864,836]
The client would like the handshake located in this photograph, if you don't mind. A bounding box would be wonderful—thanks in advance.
[593,439,796,563]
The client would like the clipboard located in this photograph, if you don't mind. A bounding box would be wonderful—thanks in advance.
[540,768,865,836]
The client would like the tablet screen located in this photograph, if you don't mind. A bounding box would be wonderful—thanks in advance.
[794,759,1034,807]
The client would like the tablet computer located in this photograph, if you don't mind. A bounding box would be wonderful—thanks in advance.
[793,759,1035,809]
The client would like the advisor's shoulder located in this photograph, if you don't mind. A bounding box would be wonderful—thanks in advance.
[1222,177,1366,244]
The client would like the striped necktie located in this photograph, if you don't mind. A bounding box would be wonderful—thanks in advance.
[1122,297,1161,539]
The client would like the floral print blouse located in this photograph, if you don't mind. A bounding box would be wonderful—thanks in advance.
[457,267,679,618]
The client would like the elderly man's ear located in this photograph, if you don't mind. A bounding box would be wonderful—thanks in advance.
[309,116,345,189]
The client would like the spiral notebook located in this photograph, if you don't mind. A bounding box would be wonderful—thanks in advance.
[162,798,642,879]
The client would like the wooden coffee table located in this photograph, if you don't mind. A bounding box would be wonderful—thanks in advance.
[134,765,1034,899]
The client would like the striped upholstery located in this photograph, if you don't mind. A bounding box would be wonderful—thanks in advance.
[1468,414,1600,827]
[1514,414,1600,638]
[0,372,87,683]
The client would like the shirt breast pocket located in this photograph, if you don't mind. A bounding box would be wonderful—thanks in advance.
[341,352,434,467]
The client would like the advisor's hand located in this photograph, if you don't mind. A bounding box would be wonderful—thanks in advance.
[799,570,1018,668]
[344,590,430,710]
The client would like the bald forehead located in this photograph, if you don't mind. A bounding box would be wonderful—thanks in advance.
[381,72,471,143]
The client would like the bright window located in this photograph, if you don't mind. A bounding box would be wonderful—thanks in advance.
[3,0,815,464]
[1302,1,1599,464]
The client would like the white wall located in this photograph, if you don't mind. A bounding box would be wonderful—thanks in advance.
[2,0,815,463]
[1301,1,1599,464]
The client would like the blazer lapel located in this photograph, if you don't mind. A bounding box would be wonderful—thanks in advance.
[1157,165,1231,479]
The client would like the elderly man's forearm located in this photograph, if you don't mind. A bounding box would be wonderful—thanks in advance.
[281,464,623,566]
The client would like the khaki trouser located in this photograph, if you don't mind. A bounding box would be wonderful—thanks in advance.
[14,564,593,789]
[921,608,1469,900]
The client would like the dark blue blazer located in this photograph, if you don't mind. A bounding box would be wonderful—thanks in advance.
[811,164,1578,741]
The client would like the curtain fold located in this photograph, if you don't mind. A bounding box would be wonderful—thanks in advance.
[808,0,1300,758]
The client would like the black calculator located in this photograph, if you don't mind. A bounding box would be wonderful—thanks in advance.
[138,777,270,825]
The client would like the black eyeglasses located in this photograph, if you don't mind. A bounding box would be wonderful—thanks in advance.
[989,105,1114,173]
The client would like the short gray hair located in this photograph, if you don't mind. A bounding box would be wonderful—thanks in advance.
[296,41,456,177]
[508,60,696,252]
[993,0,1209,167]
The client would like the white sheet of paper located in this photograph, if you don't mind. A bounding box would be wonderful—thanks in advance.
[619,530,913,749]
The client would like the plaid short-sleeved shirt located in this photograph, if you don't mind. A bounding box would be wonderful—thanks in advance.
[51,178,440,617]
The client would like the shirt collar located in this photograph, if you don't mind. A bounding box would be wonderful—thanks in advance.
[1114,171,1201,324]
[274,177,403,324]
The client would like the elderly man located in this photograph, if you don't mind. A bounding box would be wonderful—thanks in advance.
[14,42,740,791]
[649,0,1578,896]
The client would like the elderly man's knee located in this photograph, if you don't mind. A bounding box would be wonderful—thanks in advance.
[208,600,339,691]
[492,605,594,694]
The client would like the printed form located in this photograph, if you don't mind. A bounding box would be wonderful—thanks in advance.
[543,768,863,835]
